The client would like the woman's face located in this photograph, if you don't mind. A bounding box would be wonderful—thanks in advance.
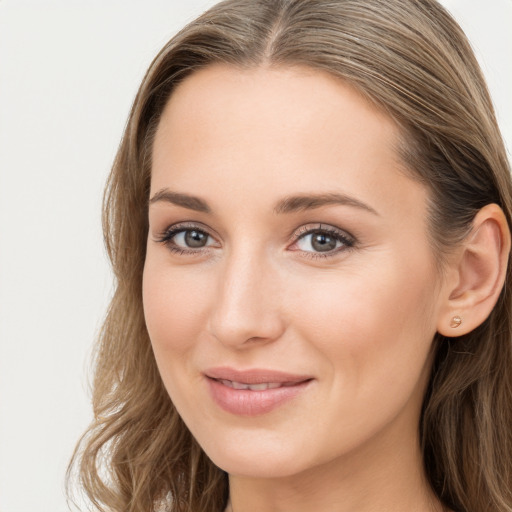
[143,64,447,478]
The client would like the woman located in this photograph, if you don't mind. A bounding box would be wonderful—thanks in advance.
[69,1,512,511]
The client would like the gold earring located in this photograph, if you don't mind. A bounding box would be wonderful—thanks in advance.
[450,315,462,328]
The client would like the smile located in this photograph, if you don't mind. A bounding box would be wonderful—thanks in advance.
[204,368,313,416]
[217,379,299,391]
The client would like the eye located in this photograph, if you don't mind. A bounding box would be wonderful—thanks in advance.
[172,229,212,248]
[291,225,355,258]
[155,224,218,254]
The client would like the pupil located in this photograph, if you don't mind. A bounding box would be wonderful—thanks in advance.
[185,230,207,248]
[312,232,336,252]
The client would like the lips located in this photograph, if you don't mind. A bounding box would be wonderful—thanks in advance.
[204,367,313,416]
[205,367,312,385]
[218,379,290,390]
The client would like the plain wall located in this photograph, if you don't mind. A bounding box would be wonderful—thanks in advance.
[0,1,510,511]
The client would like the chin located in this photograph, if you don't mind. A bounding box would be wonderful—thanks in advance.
[197,429,314,478]
[211,452,306,479]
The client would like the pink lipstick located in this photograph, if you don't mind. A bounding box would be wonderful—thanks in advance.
[204,367,313,416]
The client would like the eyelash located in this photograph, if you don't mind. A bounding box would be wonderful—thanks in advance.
[154,222,356,260]
[291,224,355,259]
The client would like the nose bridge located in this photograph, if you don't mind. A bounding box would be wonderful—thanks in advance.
[208,244,284,347]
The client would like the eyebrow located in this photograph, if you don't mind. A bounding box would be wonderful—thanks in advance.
[273,193,379,216]
[149,188,378,216]
[149,189,211,213]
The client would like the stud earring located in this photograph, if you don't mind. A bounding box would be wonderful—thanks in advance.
[450,315,462,328]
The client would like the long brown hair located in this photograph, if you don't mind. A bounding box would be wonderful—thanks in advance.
[68,1,512,511]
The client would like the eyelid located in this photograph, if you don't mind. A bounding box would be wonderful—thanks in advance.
[154,221,217,241]
[288,223,356,259]
[153,221,220,255]
[154,221,356,259]
[290,223,355,244]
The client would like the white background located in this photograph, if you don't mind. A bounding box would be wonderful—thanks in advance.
[0,1,510,511]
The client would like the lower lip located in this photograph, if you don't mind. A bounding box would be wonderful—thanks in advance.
[206,378,312,416]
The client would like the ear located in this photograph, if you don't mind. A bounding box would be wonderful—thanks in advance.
[437,203,511,337]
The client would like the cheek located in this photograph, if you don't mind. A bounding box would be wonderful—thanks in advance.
[142,258,216,423]
[289,254,438,392]
[280,259,438,455]
[142,258,211,359]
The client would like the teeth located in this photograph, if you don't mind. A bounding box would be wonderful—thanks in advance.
[219,379,284,391]
[248,383,272,391]
[231,380,251,390]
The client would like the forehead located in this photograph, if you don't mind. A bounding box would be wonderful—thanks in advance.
[150,64,425,223]
[153,64,401,167]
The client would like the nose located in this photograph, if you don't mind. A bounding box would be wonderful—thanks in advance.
[207,248,286,349]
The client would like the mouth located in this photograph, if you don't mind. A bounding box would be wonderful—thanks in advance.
[204,366,313,385]
[204,367,314,416]
[214,379,303,391]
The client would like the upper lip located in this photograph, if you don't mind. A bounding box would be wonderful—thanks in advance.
[204,367,313,385]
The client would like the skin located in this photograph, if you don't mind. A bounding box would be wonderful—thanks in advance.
[143,64,452,512]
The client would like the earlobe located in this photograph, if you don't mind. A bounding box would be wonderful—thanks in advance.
[437,204,511,337]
